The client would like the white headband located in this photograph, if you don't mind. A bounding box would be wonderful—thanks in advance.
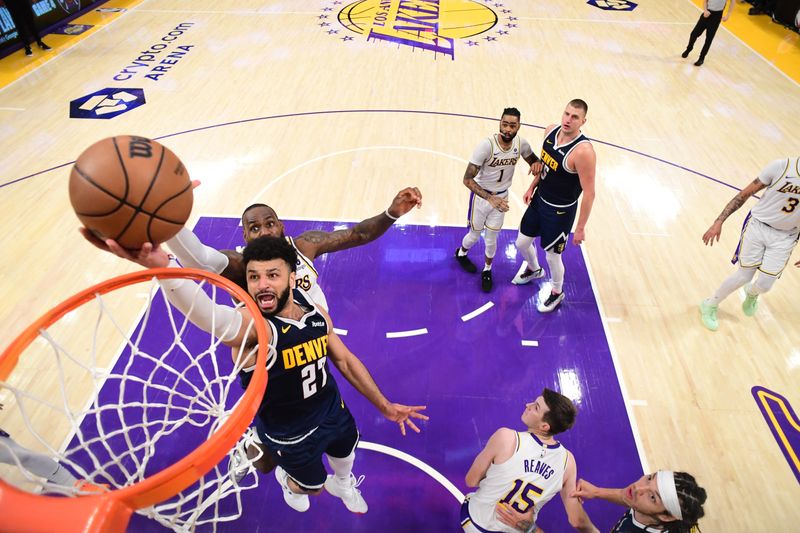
[656,470,683,521]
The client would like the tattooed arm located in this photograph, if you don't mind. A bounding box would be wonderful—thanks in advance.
[495,502,537,532]
[702,178,767,246]
[463,162,508,212]
[293,187,422,260]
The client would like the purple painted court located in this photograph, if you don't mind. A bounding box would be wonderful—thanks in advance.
[77,217,643,532]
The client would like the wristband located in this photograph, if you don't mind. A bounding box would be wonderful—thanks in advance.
[384,209,399,221]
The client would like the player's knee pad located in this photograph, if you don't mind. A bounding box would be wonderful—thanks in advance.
[484,229,499,258]
[753,272,777,294]
[461,229,481,250]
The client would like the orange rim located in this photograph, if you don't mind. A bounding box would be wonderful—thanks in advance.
[0,268,268,531]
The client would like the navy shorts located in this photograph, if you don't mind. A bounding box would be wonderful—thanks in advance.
[0,428,9,438]
[519,193,578,254]
[256,399,359,490]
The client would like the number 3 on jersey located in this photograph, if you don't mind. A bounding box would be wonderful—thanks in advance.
[499,479,544,513]
[301,357,328,398]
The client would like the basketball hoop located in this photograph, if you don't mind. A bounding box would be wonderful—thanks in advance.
[0,268,269,532]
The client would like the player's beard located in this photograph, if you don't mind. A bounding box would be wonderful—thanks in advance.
[261,285,291,318]
[499,130,516,143]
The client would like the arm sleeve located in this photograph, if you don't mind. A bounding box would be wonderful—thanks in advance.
[159,269,243,342]
[165,227,230,274]
[757,158,790,186]
[469,138,492,167]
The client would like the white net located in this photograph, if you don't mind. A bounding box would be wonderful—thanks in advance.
[0,272,270,532]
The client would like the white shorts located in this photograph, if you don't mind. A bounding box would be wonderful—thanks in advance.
[732,216,800,276]
[468,191,507,232]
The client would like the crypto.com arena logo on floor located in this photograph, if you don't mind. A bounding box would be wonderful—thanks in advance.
[318,0,517,60]
[69,88,146,119]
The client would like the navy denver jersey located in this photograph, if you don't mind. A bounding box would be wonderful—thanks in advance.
[240,288,339,439]
[610,509,662,532]
[538,126,590,206]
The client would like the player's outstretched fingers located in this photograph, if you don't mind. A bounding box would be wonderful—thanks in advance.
[79,227,111,251]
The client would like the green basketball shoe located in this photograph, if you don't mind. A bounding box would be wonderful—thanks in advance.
[699,300,719,331]
[742,285,759,317]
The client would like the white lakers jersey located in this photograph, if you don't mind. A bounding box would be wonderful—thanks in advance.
[468,432,568,532]
[751,157,800,232]
[287,236,329,312]
[471,135,533,194]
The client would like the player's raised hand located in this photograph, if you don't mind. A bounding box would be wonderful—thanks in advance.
[388,187,423,217]
[104,239,170,269]
[702,221,723,246]
[381,403,428,436]
[80,228,170,268]
[570,479,599,501]
[79,227,112,252]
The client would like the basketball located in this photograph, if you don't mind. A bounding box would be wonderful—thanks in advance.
[69,136,193,249]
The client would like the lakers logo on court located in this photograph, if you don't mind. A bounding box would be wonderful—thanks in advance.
[69,88,146,119]
[587,0,638,11]
[319,0,516,59]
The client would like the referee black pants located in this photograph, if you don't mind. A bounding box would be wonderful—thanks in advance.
[5,0,42,46]
[686,10,723,60]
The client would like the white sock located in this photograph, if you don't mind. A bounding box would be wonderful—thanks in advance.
[545,251,565,293]
[483,263,492,271]
[515,233,541,272]
[327,451,355,482]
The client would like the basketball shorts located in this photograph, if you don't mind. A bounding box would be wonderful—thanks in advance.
[519,193,578,254]
[255,397,359,490]
[460,497,504,533]
[467,190,508,232]
[0,428,9,438]
[731,214,800,276]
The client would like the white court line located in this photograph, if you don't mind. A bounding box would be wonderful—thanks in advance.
[386,328,428,338]
[521,340,539,347]
[461,302,494,322]
[333,327,348,336]
[581,246,650,474]
[0,107,25,111]
[516,17,693,25]
[358,440,465,502]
